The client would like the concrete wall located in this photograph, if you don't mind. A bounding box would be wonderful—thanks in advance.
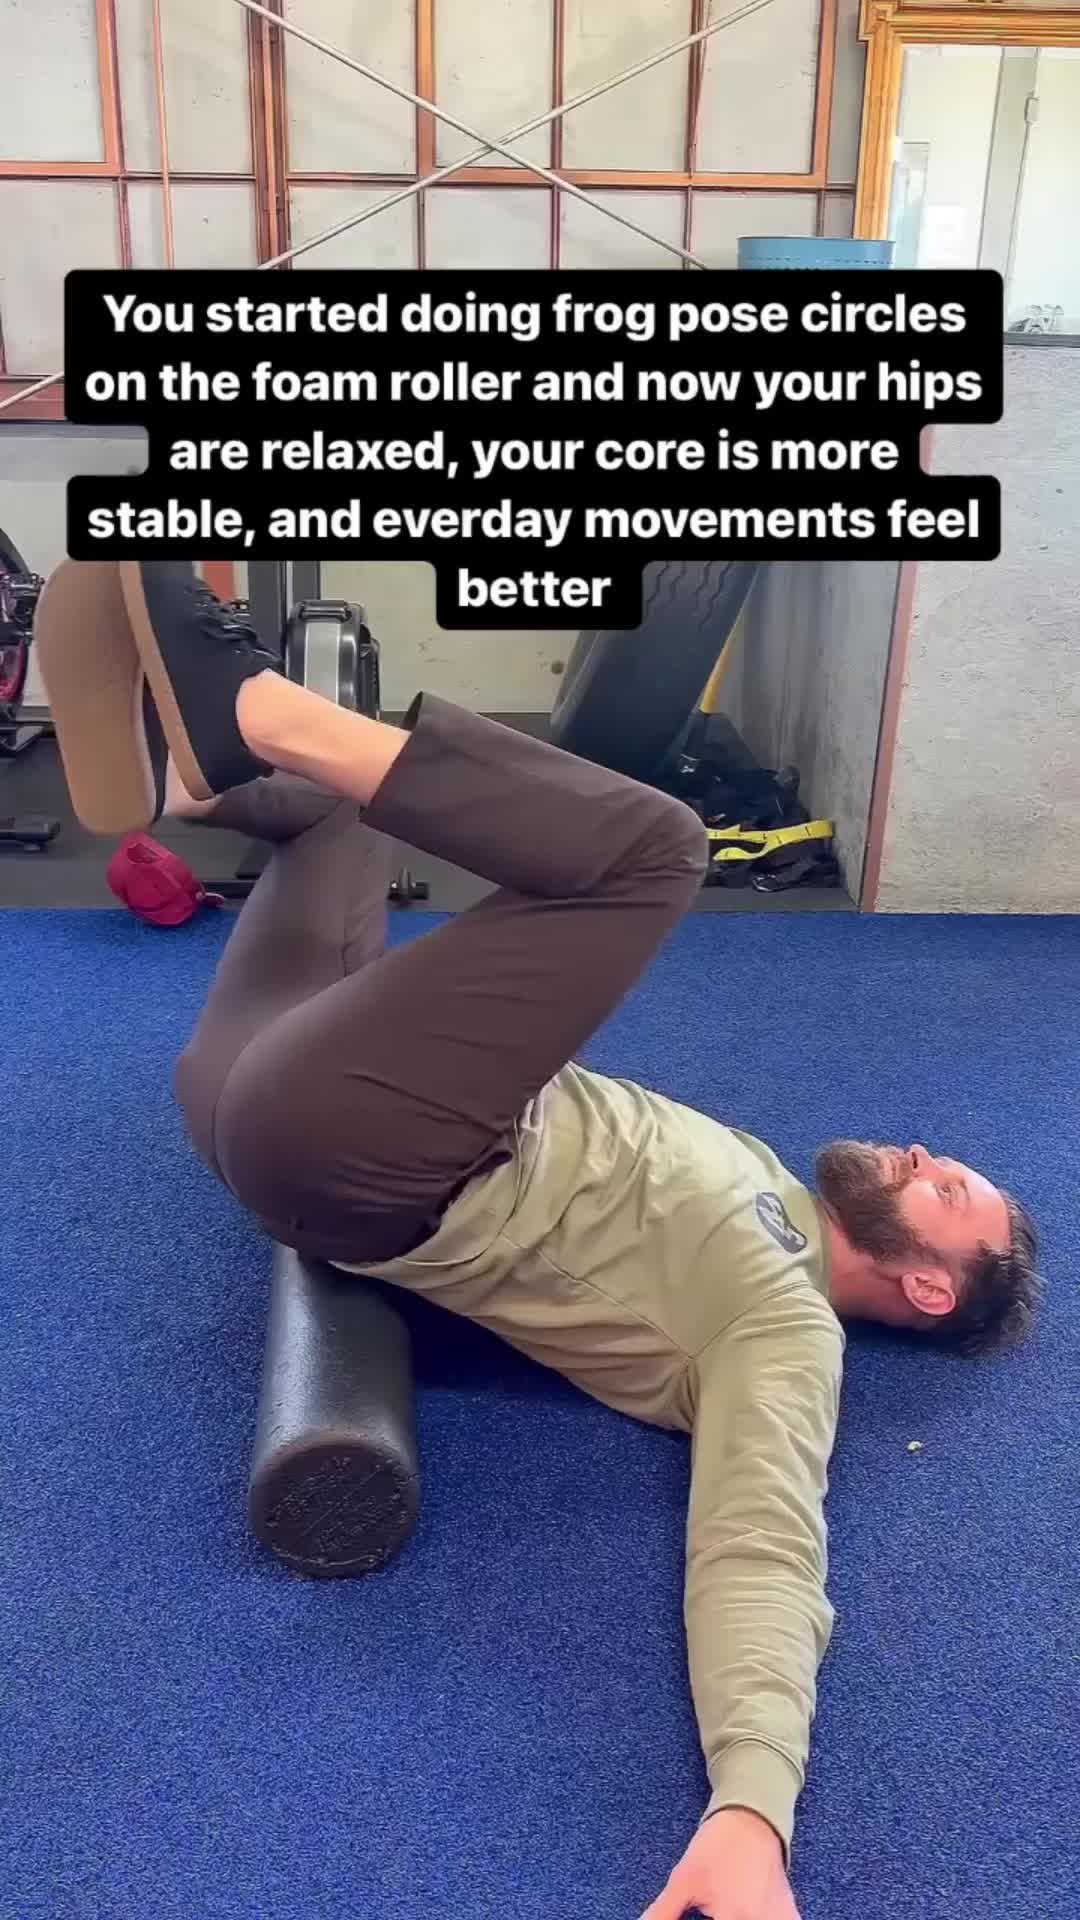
[721,560,899,894]
[876,343,1080,913]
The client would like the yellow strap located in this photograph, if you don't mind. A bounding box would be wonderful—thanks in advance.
[708,820,834,862]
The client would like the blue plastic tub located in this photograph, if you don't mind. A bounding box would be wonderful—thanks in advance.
[737,235,895,271]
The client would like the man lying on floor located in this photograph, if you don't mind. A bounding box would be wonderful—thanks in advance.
[36,558,1040,1920]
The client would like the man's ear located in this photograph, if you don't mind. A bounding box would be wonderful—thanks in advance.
[899,1268,957,1319]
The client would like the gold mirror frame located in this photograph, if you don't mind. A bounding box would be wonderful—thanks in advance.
[854,1,1080,236]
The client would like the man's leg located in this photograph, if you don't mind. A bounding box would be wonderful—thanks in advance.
[190,677,706,1268]
[173,770,396,1177]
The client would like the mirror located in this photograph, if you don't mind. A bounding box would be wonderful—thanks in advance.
[889,44,1080,330]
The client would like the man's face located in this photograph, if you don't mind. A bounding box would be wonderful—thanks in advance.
[815,1140,1010,1270]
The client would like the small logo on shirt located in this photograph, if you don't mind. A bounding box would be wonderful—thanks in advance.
[755,1191,808,1255]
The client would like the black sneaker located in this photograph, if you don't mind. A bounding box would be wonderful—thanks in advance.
[119,562,278,805]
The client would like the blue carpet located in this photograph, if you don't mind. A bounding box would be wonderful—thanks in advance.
[1,908,1076,1920]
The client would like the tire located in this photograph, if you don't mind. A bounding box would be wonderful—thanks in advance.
[0,525,30,573]
[549,559,758,781]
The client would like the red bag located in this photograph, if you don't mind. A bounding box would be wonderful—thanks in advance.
[106,832,224,928]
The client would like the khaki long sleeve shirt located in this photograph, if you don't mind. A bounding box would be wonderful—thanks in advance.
[339,1062,844,1855]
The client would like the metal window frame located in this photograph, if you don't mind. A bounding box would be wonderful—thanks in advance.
[1,0,848,415]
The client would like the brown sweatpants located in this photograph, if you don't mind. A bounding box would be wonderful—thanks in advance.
[175,693,707,1267]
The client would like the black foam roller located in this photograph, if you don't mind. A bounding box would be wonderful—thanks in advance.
[248,1245,419,1578]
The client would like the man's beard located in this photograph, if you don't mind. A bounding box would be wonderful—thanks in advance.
[815,1141,939,1265]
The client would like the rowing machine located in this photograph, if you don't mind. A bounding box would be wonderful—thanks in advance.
[0,537,61,853]
[284,599,380,714]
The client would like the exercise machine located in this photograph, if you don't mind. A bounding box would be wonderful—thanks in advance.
[284,598,380,713]
[219,582,429,907]
[549,558,759,785]
[0,531,61,852]
[285,597,427,903]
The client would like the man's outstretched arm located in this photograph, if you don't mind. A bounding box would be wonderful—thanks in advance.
[642,1286,844,1920]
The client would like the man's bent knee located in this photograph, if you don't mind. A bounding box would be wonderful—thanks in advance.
[638,794,709,893]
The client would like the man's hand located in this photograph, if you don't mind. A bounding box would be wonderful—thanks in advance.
[640,1808,801,1920]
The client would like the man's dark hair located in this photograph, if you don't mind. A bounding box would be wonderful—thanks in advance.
[925,1194,1041,1356]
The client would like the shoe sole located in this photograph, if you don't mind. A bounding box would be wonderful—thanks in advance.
[119,560,213,804]
[32,559,158,836]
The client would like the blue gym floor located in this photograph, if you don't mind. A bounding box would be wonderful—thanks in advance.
[2,908,1076,1920]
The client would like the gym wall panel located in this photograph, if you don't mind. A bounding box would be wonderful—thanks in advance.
[559,191,685,269]
[284,0,416,175]
[114,0,251,174]
[0,182,119,369]
[435,0,554,171]
[690,191,817,265]
[425,189,551,269]
[822,191,855,238]
[828,0,867,186]
[322,560,568,712]
[289,188,418,270]
[562,0,688,171]
[695,0,820,175]
[126,183,259,270]
[0,0,104,163]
